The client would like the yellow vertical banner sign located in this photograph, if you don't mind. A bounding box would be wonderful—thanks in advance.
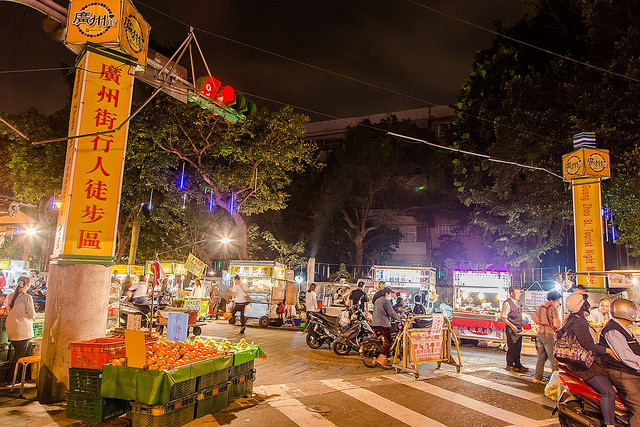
[52,45,135,262]
[572,178,605,288]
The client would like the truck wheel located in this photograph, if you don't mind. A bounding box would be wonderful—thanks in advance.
[259,316,270,328]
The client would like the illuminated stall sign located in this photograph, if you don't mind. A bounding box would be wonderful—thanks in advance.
[373,266,435,288]
[229,265,273,278]
[52,46,135,261]
[453,271,511,289]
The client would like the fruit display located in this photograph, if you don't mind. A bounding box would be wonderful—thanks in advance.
[110,336,256,371]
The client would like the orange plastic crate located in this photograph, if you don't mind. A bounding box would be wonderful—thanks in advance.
[70,336,158,369]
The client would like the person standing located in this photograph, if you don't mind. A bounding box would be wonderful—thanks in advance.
[4,276,36,383]
[532,290,562,384]
[230,275,250,334]
[130,275,148,304]
[305,283,318,313]
[372,287,401,367]
[501,286,528,373]
[348,281,368,311]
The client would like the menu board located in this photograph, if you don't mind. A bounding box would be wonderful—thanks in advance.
[230,265,273,278]
[373,267,434,285]
[453,271,511,288]
[524,291,547,307]
[410,314,445,361]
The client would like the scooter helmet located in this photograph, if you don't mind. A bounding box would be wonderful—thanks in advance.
[566,293,589,314]
[611,299,638,323]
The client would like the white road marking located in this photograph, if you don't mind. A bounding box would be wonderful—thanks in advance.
[269,398,338,427]
[321,378,447,427]
[385,374,543,427]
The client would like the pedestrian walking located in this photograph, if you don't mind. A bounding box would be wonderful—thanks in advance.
[230,275,250,334]
[532,290,562,384]
[501,286,529,373]
[4,276,36,383]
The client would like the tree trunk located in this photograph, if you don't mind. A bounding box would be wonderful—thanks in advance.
[354,236,364,276]
[231,211,248,259]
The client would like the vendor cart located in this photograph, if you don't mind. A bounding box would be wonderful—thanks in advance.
[391,313,462,377]
[228,260,295,327]
[371,265,437,311]
[155,308,205,336]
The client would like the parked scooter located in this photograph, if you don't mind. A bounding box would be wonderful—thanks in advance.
[333,308,375,355]
[554,364,629,426]
[303,310,342,349]
[360,318,406,368]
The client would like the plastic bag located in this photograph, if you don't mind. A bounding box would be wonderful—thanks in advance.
[544,371,561,400]
[339,310,351,327]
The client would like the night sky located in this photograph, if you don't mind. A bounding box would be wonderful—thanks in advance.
[0,1,526,121]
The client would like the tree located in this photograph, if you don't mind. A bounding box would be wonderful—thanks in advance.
[131,94,317,258]
[450,0,640,267]
[317,115,429,272]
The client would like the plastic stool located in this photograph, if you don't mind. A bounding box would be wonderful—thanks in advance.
[11,355,41,396]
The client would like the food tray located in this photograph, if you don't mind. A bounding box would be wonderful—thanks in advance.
[66,393,128,423]
[68,367,103,397]
[195,383,229,419]
[131,394,196,427]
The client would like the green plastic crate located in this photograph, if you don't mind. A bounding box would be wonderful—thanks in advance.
[66,393,128,423]
[195,383,229,419]
[169,378,196,401]
[196,367,228,391]
[230,359,254,378]
[0,343,10,363]
[131,394,196,427]
[32,321,44,339]
[0,361,10,381]
[0,316,7,344]
[228,369,256,402]
[68,367,102,397]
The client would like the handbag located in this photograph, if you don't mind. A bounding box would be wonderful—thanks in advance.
[553,327,595,369]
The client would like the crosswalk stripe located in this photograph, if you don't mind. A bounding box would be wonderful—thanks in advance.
[506,417,559,427]
[269,398,338,427]
[321,378,447,427]
[384,374,541,426]
[439,370,552,406]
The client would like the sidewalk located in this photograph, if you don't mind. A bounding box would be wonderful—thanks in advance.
[0,322,539,426]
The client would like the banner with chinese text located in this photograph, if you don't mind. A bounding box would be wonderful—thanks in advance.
[53,46,134,261]
[572,178,605,288]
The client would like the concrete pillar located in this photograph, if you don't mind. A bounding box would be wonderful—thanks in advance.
[37,263,111,403]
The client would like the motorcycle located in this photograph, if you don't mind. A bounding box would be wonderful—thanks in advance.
[360,318,407,368]
[333,308,375,356]
[554,364,629,426]
[303,310,343,349]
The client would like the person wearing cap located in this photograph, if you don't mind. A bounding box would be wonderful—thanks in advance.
[372,287,401,368]
[501,286,528,373]
[532,290,563,384]
[599,299,640,426]
[563,293,617,427]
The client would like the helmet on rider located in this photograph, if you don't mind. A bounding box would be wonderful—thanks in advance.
[566,293,589,314]
[611,299,638,323]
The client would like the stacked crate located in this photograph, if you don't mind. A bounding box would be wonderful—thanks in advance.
[228,359,256,403]
[66,368,129,423]
[195,363,230,419]
[130,377,198,427]
[0,316,10,379]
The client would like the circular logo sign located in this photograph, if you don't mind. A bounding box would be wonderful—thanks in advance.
[586,152,607,173]
[564,155,582,176]
[71,3,118,38]
[124,14,145,53]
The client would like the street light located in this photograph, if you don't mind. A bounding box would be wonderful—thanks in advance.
[24,228,37,236]
[218,237,232,245]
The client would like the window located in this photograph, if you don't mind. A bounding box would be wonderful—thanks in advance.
[399,226,417,242]
[438,225,472,238]
[437,122,452,138]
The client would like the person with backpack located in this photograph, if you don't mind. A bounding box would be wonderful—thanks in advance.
[532,290,562,384]
[348,281,368,311]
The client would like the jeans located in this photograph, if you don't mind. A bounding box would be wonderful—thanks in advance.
[534,333,558,380]
[505,327,523,367]
[585,374,616,426]
[605,367,640,427]
[231,303,248,327]
[7,339,30,383]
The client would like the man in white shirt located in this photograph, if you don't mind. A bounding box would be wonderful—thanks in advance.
[230,275,250,334]
[130,276,148,304]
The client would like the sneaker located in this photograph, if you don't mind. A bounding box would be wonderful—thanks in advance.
[505,366,515,372]
[514,366,530,373]
[533,378,548,385]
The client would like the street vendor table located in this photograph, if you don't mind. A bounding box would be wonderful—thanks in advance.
[100,346,265,405]
[451,317,532,342]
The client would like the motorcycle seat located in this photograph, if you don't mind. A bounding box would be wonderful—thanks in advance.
[311,312,339,325]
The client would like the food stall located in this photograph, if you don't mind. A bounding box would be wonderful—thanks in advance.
[228,260,295,327]
[451,270,531,344]
[371,265,436,311]
[144,260,188,293]
[0,259,31,289]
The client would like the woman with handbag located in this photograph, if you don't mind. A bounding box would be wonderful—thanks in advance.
[556,293,618,427]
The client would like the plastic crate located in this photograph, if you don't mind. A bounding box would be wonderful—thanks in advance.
[32,321,44,339]
[70,337,127,370]
[195,383,229,419]
[66,393,128,423]
[0,361,9,380]
[196,366,229,391]
[0,343,10,363]
[68,367,102,397]
[0,316,7,344]
[228,369,256,402]
[169,378,197,401]
[230,359,254,378]
[131,394,196,427]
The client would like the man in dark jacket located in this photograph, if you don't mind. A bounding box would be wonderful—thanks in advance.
[599,299,640,426]
[349,281,369,311]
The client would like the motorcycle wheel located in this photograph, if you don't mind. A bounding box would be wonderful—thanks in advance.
[333,341,351,356]
[361,341,381,368]
[306,332,323,349]
[557,413,586,427]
